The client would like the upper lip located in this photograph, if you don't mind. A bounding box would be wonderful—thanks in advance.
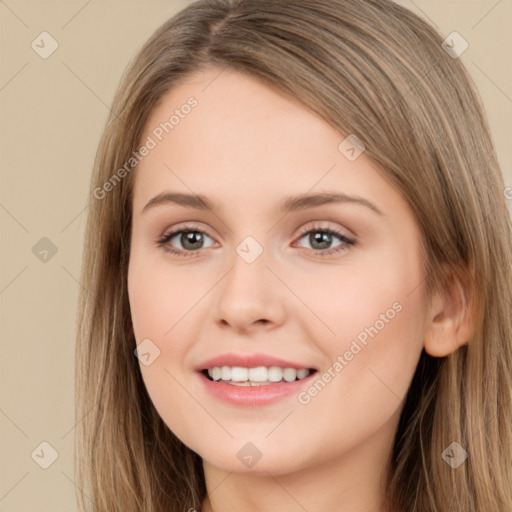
[195,352,317,371]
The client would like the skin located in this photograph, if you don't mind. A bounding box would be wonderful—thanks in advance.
[127,66,472,512]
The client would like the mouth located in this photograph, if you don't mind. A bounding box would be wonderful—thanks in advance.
[195,353,319,405]
[200,366,318,386]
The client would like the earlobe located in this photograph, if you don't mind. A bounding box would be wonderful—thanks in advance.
[423,266,476,358]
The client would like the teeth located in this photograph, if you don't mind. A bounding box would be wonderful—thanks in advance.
[206,366,312,384]
[249,366,267,382]
[221,366,231,380]
[297,368,309,379]
[267,366,284,382]
[210,367,221,381]
[231,366,249,381]
[283,368,297,382]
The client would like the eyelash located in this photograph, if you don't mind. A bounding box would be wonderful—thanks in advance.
[156,223,356,258]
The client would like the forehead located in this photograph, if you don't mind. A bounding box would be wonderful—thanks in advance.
[131,67,398,217]
[142,66,342,163]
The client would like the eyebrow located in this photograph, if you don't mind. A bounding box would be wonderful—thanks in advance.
[141,191,383,216]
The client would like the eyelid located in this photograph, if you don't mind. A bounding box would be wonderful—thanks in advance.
[160,221,214,238]
[157,222,216,245]
[295,221,353,238]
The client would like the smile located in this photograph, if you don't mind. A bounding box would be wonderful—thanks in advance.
[203,366,314,385]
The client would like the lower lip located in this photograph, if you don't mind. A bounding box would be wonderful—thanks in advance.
[197,371,317,406]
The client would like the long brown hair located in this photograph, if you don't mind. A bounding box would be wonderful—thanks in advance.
[75,0,512,510]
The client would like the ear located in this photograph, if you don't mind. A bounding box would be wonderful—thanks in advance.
[424,263,477,357]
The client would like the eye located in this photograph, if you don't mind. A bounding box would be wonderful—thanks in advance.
[294,224,355,256]
[156,223,356,258]
[156,224,216,257]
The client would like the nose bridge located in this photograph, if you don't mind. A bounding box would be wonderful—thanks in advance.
[223,234,271,299]
[214,233,286,328]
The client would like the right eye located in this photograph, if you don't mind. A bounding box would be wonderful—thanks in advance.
[156,224,216,257]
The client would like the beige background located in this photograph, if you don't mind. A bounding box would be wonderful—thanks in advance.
[1,0,511,510]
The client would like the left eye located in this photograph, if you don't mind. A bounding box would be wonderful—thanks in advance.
[295,228,354,253]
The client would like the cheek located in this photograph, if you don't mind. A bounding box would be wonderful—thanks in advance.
[127,248,201,344]
[300,296,424,460]
[294,247,426,358]
[295,247,427,437]
[127,250,211,433]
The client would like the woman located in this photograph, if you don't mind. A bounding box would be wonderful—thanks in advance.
[75,0,512,510]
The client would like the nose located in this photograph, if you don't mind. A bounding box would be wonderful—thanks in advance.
[214,244,287,333]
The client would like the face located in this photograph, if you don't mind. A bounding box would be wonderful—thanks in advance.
[127,66,430,477]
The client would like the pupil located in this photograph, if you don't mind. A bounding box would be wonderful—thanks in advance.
[311,231,331,250]
[183,231,203,250]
